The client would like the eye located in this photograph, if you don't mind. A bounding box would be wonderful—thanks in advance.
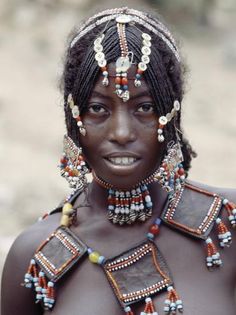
[88,103,107,114]
[137,103,155,113]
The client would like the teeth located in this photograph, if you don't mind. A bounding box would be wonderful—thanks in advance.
[108,157,137,165]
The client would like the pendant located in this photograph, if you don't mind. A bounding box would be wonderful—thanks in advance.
[103,239,183,314]
[107,184,153,225]
[23,226,87,309]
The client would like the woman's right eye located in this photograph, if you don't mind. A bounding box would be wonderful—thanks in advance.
[88,104,106,114]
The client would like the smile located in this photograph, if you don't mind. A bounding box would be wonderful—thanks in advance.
[107,157,138,165]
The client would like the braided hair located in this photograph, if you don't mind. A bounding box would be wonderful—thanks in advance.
[61,8,196,172]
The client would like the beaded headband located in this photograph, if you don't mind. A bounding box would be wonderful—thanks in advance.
[70,7,180,62]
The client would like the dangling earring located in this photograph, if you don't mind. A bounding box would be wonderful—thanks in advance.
[154,141,186,200]
[157,100,181,143]
[59,135,90,191]
[67,94,86,136]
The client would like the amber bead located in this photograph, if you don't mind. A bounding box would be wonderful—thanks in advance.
[149,224,160,235]
[115,77,121,84]
[121,77,128,85]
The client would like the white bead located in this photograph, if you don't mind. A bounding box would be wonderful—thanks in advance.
[72,106,80,118]
[116,14,132,23]
[138,62,147,71]
[216,218,221,224]
[206,237,212,244]
[142,33,151,41]
[141,46,151,56]
[77,121,83,127]
[145,195,151,202]
[94,44,103,52]
[157,129,163,135]
[95,52,105,61]
[134,79,141,87]
[98,59,107,67]
[223,199,229,205]
[142,39,151,47]
[141,55,150,64]
[94,37,103,46]
[158,135,165,142]
[174,100,181,111]
[159,116,168,125]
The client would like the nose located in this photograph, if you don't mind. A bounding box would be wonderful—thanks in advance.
[108,108,136,145]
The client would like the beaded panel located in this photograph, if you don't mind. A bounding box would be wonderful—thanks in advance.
[34,226,87,281]
[103,240,173,307]
[162,182,223,239]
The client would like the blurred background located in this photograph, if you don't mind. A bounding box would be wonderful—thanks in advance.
[0,0,236,278]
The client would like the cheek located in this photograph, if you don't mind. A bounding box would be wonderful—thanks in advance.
[79,124,104,163]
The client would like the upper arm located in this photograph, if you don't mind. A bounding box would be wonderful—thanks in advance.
[1,230,43,315]
[1,213,61,315]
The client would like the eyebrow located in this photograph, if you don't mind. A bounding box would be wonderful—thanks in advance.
[90,90,152,101]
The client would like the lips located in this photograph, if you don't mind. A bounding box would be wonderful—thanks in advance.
[103,152,141,168]
[107,156,137,165]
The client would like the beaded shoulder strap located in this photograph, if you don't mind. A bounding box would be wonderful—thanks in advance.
[161,181,235,268]
[38,188,86,221]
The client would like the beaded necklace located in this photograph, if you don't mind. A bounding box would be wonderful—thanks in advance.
[92,169,160,225]
[24,183,183,314]
[23,181,236,314]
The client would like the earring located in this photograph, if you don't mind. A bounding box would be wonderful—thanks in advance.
[154,141,186,199]
[157,100,181,143]
[59,135,90,191]
[67,94,86,136]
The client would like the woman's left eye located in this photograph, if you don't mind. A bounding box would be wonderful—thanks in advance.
[137,103,155,113]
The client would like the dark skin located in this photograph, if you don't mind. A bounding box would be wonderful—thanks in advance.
[1,64,236,315]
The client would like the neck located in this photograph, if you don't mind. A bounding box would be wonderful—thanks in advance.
[88,179,168,219]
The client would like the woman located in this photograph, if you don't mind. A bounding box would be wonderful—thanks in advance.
[1,7,236,315]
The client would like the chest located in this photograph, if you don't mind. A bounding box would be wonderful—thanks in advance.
[43,224,236,315]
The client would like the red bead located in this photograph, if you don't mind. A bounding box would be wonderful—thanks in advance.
[162,162,167,169]
[60,157,67,164]
[178,168,185,176]
[121,77,128,85]
[115,77,121,84]
[149,224,160,235]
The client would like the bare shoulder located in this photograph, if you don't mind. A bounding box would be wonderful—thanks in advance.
[1,212,61,315]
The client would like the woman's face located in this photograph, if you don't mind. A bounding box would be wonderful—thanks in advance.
[80,63,162,189]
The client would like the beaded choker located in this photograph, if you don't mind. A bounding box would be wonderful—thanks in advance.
[92,169,160,225]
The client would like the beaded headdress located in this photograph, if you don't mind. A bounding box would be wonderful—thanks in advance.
[70,7,180,103]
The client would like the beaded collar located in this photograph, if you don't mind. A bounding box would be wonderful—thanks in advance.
[23,181,236,314]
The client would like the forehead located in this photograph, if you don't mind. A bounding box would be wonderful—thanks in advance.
[90,63,152,100]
